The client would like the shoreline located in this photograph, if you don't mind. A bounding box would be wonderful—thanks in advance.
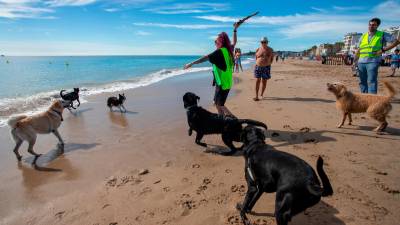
[1,59,400,225]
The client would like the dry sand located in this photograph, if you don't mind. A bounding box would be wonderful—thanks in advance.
[1,59,400,225]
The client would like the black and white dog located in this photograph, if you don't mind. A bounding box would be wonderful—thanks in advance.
[107,93,127,113]
[183,92,267,155]
[237,125,333,225]
[60,88,80,110]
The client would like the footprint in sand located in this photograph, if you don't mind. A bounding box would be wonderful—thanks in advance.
[139,187,152,195]
[374,178,400,195]
[226,215,241,224]
[231,184,246,195]
[300,127,311,133]
[163,186,171,192]
[55,211,65,220]
[283,124,293,129]
[225,169,232,174]
[192,164,201,169]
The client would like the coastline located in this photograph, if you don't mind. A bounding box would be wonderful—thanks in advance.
[1,59,400,225]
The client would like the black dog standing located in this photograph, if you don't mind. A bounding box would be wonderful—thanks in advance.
[183,92,267,155]
[237,126,333,225]
[107,93,127,113]
[60,88,80,110]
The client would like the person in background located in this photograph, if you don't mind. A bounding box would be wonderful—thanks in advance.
[234,48,243,73]
[253,37,274,101]
[354,17,400,94]
[184,23,240,117]
[388,49,400,77]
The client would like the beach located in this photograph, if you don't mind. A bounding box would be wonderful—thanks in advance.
[1,59,400,225]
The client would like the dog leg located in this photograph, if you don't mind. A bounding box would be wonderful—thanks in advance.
[275,192,293,225]
[118,106,123,113]
[237,184,258,225]
[375,121,388,133]
[27,139,41,162]
[122,105,127,113]
[337,112,347,128]
[52,129,65,152]
[77,99,81,107]
[13,139,23,161]
[348,113,353,125]
[247,187,263,212]
[195,133,207,147]
[221,133,237,155]
[188,128,193,136]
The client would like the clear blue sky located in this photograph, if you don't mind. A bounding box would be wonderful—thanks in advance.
[0,0,399,55]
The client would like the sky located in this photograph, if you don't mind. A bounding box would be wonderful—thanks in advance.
[0,0,399,56]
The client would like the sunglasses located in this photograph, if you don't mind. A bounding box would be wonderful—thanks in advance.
[261,41,267,43]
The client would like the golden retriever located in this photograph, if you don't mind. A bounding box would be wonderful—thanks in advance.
[7,100,69,162]
[327,81,396,133]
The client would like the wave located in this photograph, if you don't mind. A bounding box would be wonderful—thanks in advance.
[0,66,211,127]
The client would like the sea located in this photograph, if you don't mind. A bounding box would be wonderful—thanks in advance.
[0,55,254,127]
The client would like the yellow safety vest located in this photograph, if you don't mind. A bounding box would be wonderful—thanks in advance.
[359,31,383,59]
[213,47,233,90]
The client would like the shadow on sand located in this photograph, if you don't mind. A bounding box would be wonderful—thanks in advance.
[263,96,335,104]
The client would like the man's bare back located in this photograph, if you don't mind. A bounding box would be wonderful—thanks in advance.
[256,46,273,67]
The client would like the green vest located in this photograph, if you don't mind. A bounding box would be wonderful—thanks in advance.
[359,31,383,59]
[213,47,233,90]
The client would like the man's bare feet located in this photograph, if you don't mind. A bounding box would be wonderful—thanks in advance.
[253,97,259,101]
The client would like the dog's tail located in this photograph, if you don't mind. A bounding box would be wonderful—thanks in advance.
[383,81,396,99]
[238,119,268,130]
[60,90,66,98]
[316,156,333,197]
[7,115,27,128]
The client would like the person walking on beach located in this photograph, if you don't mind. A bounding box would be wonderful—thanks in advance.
[388,49,400,77]
[234,48,243,73]
[355,18,400,94]
[184,23,240,117]
[253,37,273,101]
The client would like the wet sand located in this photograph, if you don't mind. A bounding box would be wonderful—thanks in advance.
[1,60,400,225]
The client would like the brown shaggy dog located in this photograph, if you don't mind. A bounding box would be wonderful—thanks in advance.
[327,81,396,133]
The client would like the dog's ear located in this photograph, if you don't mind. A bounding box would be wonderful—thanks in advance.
[338,85,347,97]
[255,128,266,141]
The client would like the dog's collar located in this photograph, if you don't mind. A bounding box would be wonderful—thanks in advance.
[49,109,63,121]
[185,105,197,111]
[243,140,264,156]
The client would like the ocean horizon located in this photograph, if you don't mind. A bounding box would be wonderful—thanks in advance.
[0,55,254,127]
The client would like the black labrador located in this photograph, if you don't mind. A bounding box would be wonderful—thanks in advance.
[60,88,80,110]
[183,92,267,155]
[107,93,127,113]
[237,125,333,225]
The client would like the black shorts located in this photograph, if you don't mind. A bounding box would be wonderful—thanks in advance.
[214,86,230,106]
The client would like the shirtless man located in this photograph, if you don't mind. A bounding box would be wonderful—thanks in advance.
[254,37,274,101]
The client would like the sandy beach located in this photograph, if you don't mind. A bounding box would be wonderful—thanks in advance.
[1,59,400,225]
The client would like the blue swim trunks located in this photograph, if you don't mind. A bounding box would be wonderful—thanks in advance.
[254,65,271,79]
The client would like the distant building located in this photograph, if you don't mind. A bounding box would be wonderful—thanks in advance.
[316,43,333,56]
[341,32,362,55]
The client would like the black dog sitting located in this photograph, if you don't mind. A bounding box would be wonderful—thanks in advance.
[60,88,80,110]
[183,92,267,155]
[237,125,333,225]
[107,93,127,113]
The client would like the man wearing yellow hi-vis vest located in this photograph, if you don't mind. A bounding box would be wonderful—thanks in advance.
[355,18,400,94]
